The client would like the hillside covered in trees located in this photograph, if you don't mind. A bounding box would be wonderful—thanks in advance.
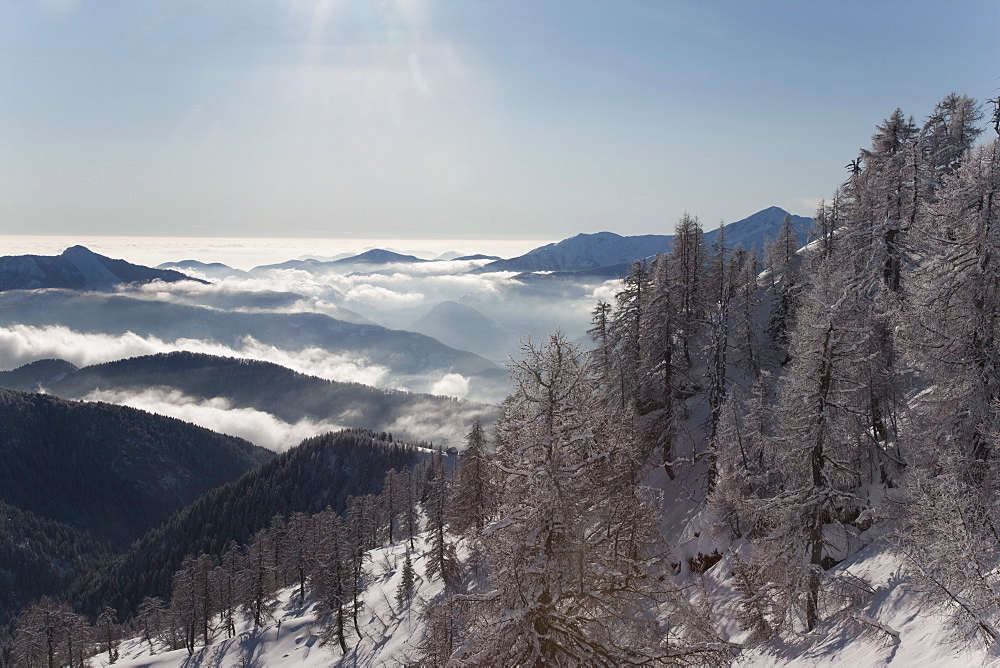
[0,388,273,550]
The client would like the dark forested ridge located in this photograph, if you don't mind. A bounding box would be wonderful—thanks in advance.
[0,388,273,550]
[0,351,496,436]
[0,502,112,625]
[71,429,422,618]
[0,359,78,389]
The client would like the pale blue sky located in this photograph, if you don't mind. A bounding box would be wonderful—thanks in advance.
[1,0,997,240]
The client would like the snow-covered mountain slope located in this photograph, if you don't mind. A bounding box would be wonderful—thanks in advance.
[474,231,672,273]
[90,526,998,667]
[475,207,812,274]
[713,206,811,254]
[93,534,445,668]
[0,245,208,291]
[727,543,993,666]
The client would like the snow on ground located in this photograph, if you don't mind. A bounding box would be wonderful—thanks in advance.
[92,525,1000,667]
[733,542,999,667]
[94,536,444,668]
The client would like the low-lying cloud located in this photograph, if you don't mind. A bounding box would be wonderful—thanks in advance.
[135,264,516,315]
[0,324,390,386]
[81,387,343,452]
[387,400,494,449]
[589,280,623,306]
[429,372,470,399]
[128,266,603,348]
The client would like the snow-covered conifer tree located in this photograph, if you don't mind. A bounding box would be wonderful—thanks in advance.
[396,550,415,607]
[449,417,497,538]
[671,213,708,371]
[897,137,1000,642]
[96,605,121,664]
[313,511,353,653]
[425,447,460,589]
[741,261,878,633]
[456,333,724,665]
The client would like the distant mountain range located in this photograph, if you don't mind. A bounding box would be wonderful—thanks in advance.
[475,206,812,274]
[156,259,250,280]
[250,248,428,273]
[0,245,207,291]
[161,251,501,279]
[452,253,502,261]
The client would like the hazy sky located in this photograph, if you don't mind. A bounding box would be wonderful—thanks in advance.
[1,0,997,240]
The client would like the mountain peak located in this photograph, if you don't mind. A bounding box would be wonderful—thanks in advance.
[326,249,428,266]
[61,244,97,256]
[0,247,208,292]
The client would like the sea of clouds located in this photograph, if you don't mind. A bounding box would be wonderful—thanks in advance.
[0,240,624,449]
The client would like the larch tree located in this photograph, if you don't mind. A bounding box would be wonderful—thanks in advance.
[765,213,804,353]
[671,213,708,372]
[313,511,353,654]
[239,532,278,632]
[729,246,762,377]
[921,93,984,190]
[707,221,733,447]
[587,300,614,388]
[425,447,460,589]
[455,333,725,666]
[12,598,71,668]
[741,260,879,634]
[137,596,167,650]
[96,605,121,664]
[897,137,1000,643]
[855,108,919,293]
[449,417,498,539]
[637,252,681,478]
[607,260,652,412]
